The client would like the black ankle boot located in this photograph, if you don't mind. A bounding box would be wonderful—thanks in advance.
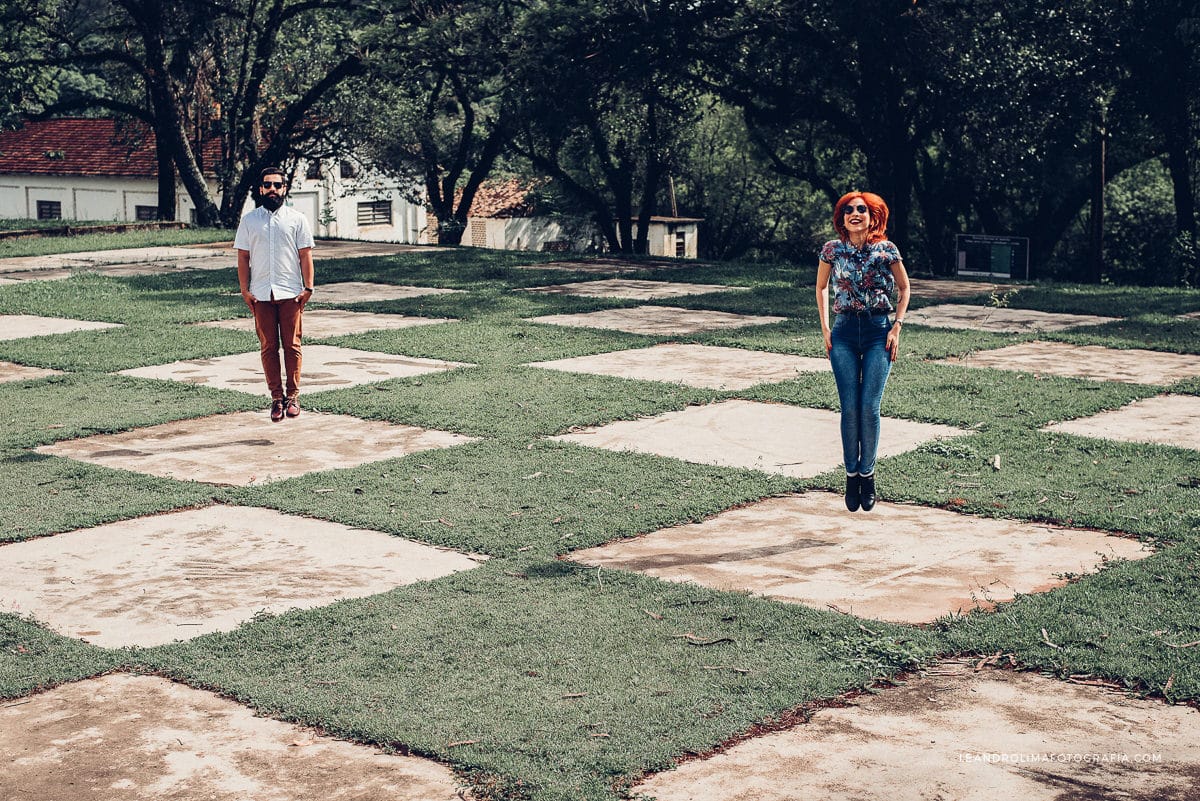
[860,474,877,511]
[844,474,861,512]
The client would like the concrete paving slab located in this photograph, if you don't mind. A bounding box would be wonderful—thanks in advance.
[552,399,964,478]
[571,492,1148,623]
[529,344,829,390]
[529,305,786,336]
[1043,394,1200,451]
[0,360,62,383]
[0,506,484,647]
[37,410,476,486]
[940,341,1200,385]
[0,246,229,274]
[634,659,1200,801]
[0,314,122,341]
[520,278,746,300]
[904,304,1118,333]
[118,344,470,395]
[0,268,73,283]
[0,673,464,800]
[315,281,463,303]
[908,279,1029,301]
[196,309,455,338]
[515,258,697,273]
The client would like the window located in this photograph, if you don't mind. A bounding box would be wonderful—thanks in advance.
[135,205,159,221]
[36,200,62,220]
[340,160,357,179]
[675,231,686,258]
[357,200,392,226]
[305,160,322,179]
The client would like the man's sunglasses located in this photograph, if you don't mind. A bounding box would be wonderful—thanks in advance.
[261,181,286,189]
[842,204,868,215]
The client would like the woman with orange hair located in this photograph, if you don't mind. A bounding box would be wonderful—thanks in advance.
[815,192,911,512]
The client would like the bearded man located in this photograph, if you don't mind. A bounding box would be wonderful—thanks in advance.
[234,167,316,421]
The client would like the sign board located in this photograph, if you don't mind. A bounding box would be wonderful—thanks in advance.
[955,234,1029,279]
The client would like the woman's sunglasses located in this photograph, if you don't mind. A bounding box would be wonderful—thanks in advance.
[842,204,868,215]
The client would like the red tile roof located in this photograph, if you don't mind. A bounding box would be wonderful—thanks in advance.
[465,178,539,219]
[0,118,220,178]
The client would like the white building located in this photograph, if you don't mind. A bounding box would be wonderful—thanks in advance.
[464,179,701,258]
[0,118,428,243]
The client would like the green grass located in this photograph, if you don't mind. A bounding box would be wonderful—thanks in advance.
[138,561,937,801]
[0,226,230,259]
[229,440,799,557]
[1,243,1199,799]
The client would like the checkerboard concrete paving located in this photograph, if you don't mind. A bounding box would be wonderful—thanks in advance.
[0,506,484,647]
[1,674,464,800]
[633,659,1200,801]
[519,278,746,299]
[553,399,965,478]
[571,492,1148,623]
[939,340,1200,384]
[1043,394,1200,451]
[528,343,829,389]
[529,305,786,335]
[118,344,470,395]
[4,242,1193,801]
[0,314,122,340]
[904,304,1119,332]
[196,309,455,338]
[37,411,476,485]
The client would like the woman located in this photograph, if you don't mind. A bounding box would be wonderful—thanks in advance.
[815,192,910,512]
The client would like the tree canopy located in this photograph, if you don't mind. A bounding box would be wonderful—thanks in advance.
[1,0,1195,282]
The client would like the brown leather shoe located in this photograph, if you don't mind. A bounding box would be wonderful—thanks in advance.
[270,399,285,422]
[285,396,301,418]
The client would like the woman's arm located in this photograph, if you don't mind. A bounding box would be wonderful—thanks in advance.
[886,260,911,361]
[816,260,833,355]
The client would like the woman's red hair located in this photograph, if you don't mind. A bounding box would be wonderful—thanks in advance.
[833,192,889,244]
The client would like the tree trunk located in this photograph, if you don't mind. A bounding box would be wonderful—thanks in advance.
[155,131,176,221]
[1085,118,1106,284]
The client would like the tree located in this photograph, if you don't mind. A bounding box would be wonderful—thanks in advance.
[17,0,364,226]
[508,0,728,254]
[340,0,516,245]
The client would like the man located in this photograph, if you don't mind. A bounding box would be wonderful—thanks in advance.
[235,167,315,421]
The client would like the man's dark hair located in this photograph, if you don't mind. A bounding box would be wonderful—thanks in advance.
[259,166,285,183]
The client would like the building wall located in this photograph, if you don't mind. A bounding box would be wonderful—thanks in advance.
[0,171,430,244]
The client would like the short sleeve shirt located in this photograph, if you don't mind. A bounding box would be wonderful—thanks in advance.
[819,239,902,314]
[234,204,314,301]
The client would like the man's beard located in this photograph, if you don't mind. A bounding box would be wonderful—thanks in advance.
[261,194,283,211]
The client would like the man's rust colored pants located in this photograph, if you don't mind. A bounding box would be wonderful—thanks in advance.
[252,297,304,400]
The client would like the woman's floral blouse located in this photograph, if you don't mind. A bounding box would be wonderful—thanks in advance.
[820,239,902,314]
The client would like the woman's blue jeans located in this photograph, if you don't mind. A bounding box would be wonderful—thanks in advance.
[829,313,893,476]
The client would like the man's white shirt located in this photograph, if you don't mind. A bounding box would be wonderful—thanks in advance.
[234,204,314,300]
